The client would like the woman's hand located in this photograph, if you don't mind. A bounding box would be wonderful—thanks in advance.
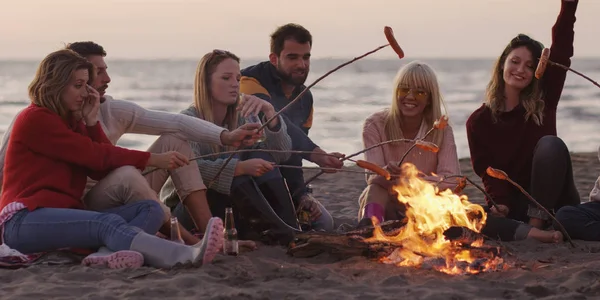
[385,161,403,175]
[82,85,101,125]
[238,94,279,128]
[490,204,510,217]
[234,158,274,177]
[148,151,189,170]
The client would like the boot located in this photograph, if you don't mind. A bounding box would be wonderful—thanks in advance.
[129,217,224,269]
[81,246,144,269]
[357,203,385,228]
[231,179,301,244]
[257,178,302,229]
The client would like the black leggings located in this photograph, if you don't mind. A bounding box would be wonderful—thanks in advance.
[480,136,579,240]
[506,135,580,222]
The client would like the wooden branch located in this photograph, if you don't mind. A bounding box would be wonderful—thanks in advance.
[207,42,397,189]
[439,174,501,212]
[141,149,354,176]
[486,167,575,248]
[298,138,414,196]
[398,126,436,166]
[549,61,600,89]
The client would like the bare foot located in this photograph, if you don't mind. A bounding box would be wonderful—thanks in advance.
[527,227,563,243]
[239,240,258,251]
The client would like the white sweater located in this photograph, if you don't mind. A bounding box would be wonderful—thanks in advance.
[0,95,228,189]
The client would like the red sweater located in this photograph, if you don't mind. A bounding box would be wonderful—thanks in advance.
[466,0,578,207]
[0,104,150,212]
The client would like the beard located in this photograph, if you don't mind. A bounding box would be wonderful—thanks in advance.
[276,62,308,86]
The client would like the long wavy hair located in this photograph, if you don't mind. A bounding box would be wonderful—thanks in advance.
[193,49,241,152]
[384,61,447,146]
[28,49,95,120]
[485,34,545,125]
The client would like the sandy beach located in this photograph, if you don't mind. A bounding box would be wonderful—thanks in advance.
[2,152,600,299]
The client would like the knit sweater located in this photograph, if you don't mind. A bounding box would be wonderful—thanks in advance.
[0,95,229,193]
[179,105,292,195]
[362,109,461,192]
[465,0,578,207]
[0,104,150,212]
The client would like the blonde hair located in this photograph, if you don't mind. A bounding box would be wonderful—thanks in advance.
[28,49,95,119]
[485,34,545,125]
[384,61,447,146]
[193,50,241,152]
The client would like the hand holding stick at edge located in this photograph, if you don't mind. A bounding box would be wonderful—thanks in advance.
[210,26,406,189]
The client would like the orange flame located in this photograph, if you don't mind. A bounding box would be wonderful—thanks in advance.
[366,163,504,275]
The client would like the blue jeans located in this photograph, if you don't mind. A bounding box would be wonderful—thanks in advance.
[556,201,600,241]
[2,200,164,254]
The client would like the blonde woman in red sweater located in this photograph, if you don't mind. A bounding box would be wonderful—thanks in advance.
[0,50,239,269]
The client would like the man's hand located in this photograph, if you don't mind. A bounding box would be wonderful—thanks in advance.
[298,194,322,221]
[220,123,262,147]
[310,148,344,173]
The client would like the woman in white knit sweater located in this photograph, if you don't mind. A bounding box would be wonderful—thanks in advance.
[165,50,333,243]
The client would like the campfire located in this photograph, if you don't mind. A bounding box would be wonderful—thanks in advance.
[365,163,507,275]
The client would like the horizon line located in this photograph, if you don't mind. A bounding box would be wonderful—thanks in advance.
[1,56,600,62]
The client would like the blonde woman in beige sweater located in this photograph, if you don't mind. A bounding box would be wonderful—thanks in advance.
[358,61,460,226]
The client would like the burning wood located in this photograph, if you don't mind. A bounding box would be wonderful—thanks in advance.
[289,163,508,275]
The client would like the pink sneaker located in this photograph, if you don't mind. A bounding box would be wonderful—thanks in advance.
[82,247,144,269]
[194,217,224,265]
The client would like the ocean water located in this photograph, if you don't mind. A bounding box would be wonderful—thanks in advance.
[1,58,600,163]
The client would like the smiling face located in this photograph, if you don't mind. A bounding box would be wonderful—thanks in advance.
[396,85,430,118]
[61,69,90,113]
[209,57,241,106]
[502,46,535,91]
[270,39,311,86]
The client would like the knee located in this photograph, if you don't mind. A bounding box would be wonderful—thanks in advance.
[155,134,192,156]
[555,205,579,223]
[141,200,167,226]
[100,212,129,228]
[534,135,568,158]
[111,165,143,179]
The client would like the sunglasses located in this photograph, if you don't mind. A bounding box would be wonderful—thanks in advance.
[397,86,429,102]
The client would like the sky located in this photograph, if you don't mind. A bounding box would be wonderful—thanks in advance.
[0,0,598,60]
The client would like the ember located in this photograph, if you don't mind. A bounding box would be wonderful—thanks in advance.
[365,163,507,275]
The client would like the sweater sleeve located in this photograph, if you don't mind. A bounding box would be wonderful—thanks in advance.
[240,77,319,159]
[262,115,292,163]
[17,108,150,172]
[422,126,461,191]
[466,113,514,207]
[109,99,226,146]
[85,122,112,144]
[188,141,239,195]
[543,0,578,109]
[362,119,387,185]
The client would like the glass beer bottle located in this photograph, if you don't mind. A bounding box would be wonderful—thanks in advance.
[223,207,239,256]
[170,216,184,244]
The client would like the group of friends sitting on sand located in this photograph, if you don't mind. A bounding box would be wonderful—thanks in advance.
[0,0,596,270]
